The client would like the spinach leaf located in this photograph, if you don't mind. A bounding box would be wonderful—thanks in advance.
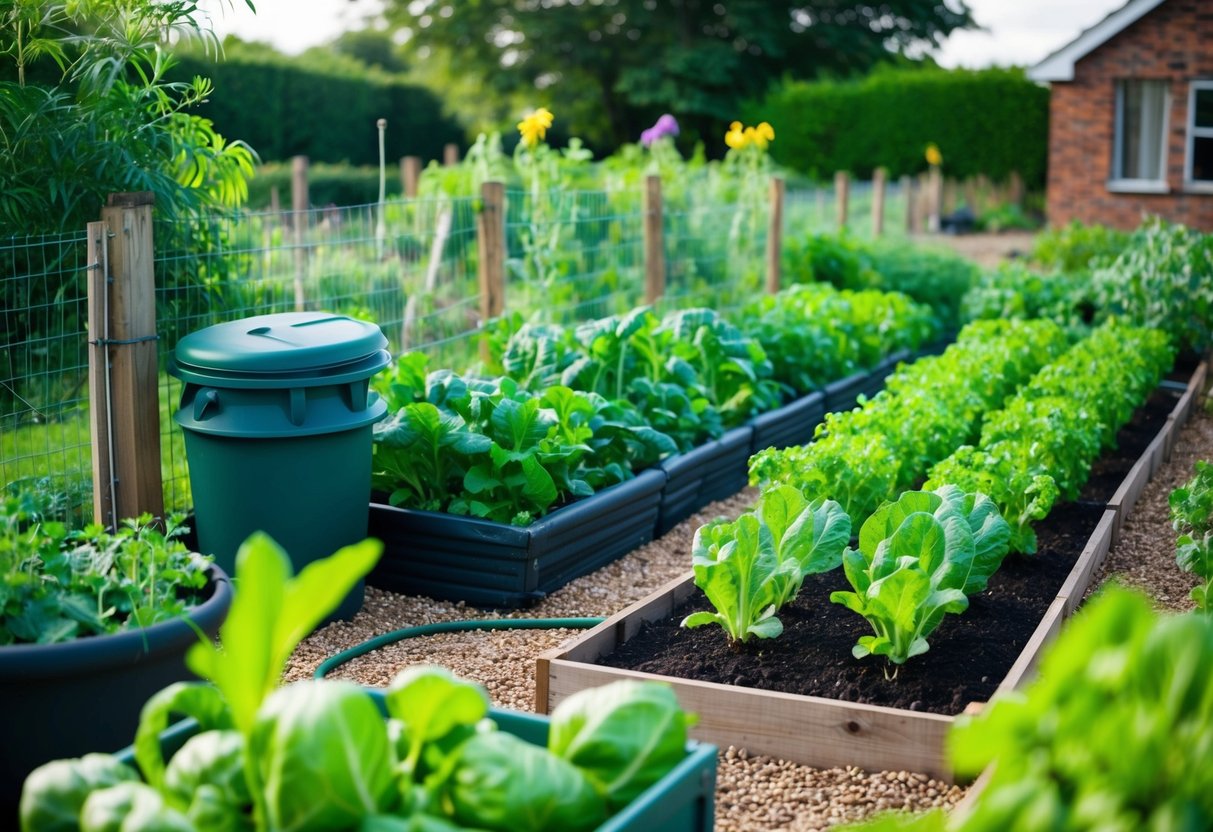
[249,681,396,831]
[20,754,140,832]
[547,680,694,809]
[78,782,193,832]
[440,732,606,832]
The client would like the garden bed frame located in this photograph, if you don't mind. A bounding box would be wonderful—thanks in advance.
[536,362,1207,781]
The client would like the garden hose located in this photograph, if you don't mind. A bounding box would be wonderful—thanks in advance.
[314,617,606,679]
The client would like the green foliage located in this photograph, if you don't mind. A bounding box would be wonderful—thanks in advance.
[750,319,1068,525]
[371,357,674,525]
[960,262,1095,335]
[169,42,463,167]
[783,230,979,331]
[844,587,1213,830]
[926,322,1176,554]
[0,492,212,645]
[385,0,974,150]
[736,283,939,394]
[547,680,694,809]
[830,487,1010,672]
[1092,217,1213,352]
[0,0,256,232]
[682,486,850,644]
[21,537,694,831]
[950,587,1213,829]
[752,67,1047,186]
[1170,460,1213,612]
[1031,220,1130,273]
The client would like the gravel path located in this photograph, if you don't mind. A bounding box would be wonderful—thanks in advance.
[287,383,1208,831]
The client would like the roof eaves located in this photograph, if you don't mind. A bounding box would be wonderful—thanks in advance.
[1027,0,1168,83]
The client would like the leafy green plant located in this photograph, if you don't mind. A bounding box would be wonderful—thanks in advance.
[20,534,695,832]
[829,487,1011,675]
[681,485,850,644]
[750,319,1068,525]
[372,356,674,525]
[841,587,1213,831]
[960,262,1095,335]
[1170,460,1213,612]
[927,322,1175,554]
[1031,220,1129,273]
[0,491,212,645]
[1092,217,1213,353]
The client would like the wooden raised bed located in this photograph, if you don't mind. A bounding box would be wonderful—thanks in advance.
[537,369,1204,781]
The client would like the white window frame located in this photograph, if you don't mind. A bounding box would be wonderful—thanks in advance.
[1109,78,1171,194]
[1184,79,1213,192]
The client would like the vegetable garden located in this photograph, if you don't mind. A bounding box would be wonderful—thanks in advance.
[5,203,1213,831]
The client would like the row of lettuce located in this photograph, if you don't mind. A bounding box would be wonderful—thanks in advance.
[370,282,937,525]
[686,318,1174,668]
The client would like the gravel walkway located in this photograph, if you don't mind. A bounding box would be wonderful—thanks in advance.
[287,384,1209,831]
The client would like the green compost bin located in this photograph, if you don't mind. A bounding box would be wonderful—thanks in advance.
[170,312,390,620]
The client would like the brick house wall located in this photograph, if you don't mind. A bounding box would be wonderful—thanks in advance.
[1045,0,1213,230]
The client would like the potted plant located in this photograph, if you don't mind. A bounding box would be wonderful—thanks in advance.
[0,490,232,815]
[18,534,717,832]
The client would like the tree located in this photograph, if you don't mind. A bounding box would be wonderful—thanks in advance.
[0,0,256,232]
[380,0,975,151]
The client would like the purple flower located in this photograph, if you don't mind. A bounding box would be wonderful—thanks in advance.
[640,114,680,147]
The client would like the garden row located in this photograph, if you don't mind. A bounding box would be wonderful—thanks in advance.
[367,281,940,607]
[538,317,1200,783]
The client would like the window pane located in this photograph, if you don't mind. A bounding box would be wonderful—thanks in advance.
[1195,88,1213,129]
[1118,79,1168,180]
[1193,136,1213,182]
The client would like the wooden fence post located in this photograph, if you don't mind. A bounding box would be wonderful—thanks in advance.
[89,193,164,528]
[766,177,784,295]
[901,175,915,233]
[443,144,460,166]
[835,171,849,230]
[291,155,309,311]
[477,182,505,362]
[928,165,942,233]
[871,167,887,237]
[401,156,421,197]
[1009,171,1024,207]
[643,175,665,305]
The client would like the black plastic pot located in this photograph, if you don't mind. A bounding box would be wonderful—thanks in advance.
[749,391,826,455]
[655,427,753,535]
[367,469,667,609]
[862,348,914,400]
[823,371,870,414]
[0,564,232,817]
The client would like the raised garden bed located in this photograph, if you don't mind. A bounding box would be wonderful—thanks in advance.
[747,391,825,456]
[367,469,666,609]
[655,427,752,535]
[823,371,869,413]
[536,368,1202,781]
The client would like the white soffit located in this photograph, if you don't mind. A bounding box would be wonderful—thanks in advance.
[1028,0,1169,82]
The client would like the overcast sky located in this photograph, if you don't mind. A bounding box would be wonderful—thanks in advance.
[201,0,1125,70]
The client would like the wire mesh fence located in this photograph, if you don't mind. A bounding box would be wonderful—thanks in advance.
[4,176,890,522]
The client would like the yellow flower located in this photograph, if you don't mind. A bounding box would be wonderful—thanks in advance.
[518,107,555,149]
[753,121,775,150]
[925,143,942,167]
[725,120,748,149]
[725,120,775,151]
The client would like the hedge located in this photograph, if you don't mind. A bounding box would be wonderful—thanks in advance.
[749,66,1048,187]
[170,52,465,166]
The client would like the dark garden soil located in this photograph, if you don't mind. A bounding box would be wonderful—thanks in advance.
[600,375,1186,717]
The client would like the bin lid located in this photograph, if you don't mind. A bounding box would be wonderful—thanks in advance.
[174,312,389,375]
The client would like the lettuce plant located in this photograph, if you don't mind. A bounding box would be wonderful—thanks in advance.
[840,588,1213,830]
[1170,460,1213,612]
[681,485,850,644]
[830,487,1010,675]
